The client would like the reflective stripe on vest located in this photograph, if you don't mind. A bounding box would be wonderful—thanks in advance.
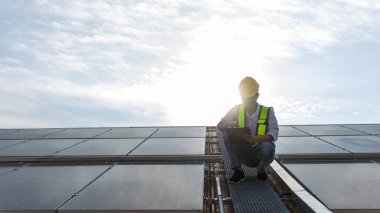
[237,105,270,136]
[238,104,245,128]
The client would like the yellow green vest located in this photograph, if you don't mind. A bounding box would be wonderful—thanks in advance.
[237,105,271,136]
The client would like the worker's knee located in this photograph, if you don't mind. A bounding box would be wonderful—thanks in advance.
[257,142,275,160]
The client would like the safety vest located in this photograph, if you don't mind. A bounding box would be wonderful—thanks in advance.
[237,104,271,136]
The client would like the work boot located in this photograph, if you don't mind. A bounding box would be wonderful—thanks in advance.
[257,171,268,181]
[229,168,245,184]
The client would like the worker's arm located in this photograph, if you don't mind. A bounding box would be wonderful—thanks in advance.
[241,134,274,144]
[217,120,236,131]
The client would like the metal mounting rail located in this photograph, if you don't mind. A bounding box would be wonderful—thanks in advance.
[277,153,380,161]
[270,160,332,213]
[214,168,225,213]
[0,155,223,163]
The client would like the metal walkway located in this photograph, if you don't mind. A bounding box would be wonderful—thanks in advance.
[217,130,290,213]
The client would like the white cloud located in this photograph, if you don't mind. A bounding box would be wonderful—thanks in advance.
[0,0,380,127]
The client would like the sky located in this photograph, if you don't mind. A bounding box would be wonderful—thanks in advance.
[1,0,380,128]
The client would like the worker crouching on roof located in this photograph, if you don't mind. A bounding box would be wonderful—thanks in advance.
[217,76,279,183]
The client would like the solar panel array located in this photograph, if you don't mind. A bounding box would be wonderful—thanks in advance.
[0,127,206,212]
[276,124,380,212]
[2,124,380,212]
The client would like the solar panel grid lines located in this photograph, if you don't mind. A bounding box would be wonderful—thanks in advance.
[94,127,159,139]
[52,138,145,156]
[55,163,118,212]
[48,138,91,156]
[2,128,66,140]
[43,128,112,139]
[283,162,380,211]
[57,164,205,212]
[0,164,112,212]
[0,129,18,136]
[129,137,206,156]
[151,127,207,138]
[0,166,18,176]
[312,136,354,154]
[292,124,367,136]
[0,139,86,157]
[319,136,380,153]
[275,137,350,156]
[0,139,27,150]
[124,128,160,156]
[278,126,309,137]
[341,124,380,135]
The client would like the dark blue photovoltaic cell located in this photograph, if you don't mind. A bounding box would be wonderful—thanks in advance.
[45,128,111,139]
[0,139,84,156]
[284,163,380,210]
[276,137,348,154]
[59,164,204,212]
[294,125,365,136]
[0,165,18,176]
[55,139,144,156]
[95,127,158,138]
[319,136,380,153]
[0,165,110,212]
[130,138,205,155]
[278,126,308,136]
[0,128,64,140]
[152,127,206,138]
[342,124,380,135]
[0,140,24,149]
[0,129,18,136]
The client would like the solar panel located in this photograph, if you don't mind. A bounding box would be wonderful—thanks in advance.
[294,125,366,136]
[0,139,84,156]
[0,129,17,136]
[0,164,110,212]
[0,140,24,149]
[319,136,380,153]
[59,164,204,212]
[342,124,380,135]
[95,127,158,138]
[152,127,206,138]
[276,137,349,155]
[284,162,380,211]
[0,165,18,176]
[45,128,111,139]
[0,128,64,140]
[278,126,309,137]
[130,138,205,155]
[54,139,144,156]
